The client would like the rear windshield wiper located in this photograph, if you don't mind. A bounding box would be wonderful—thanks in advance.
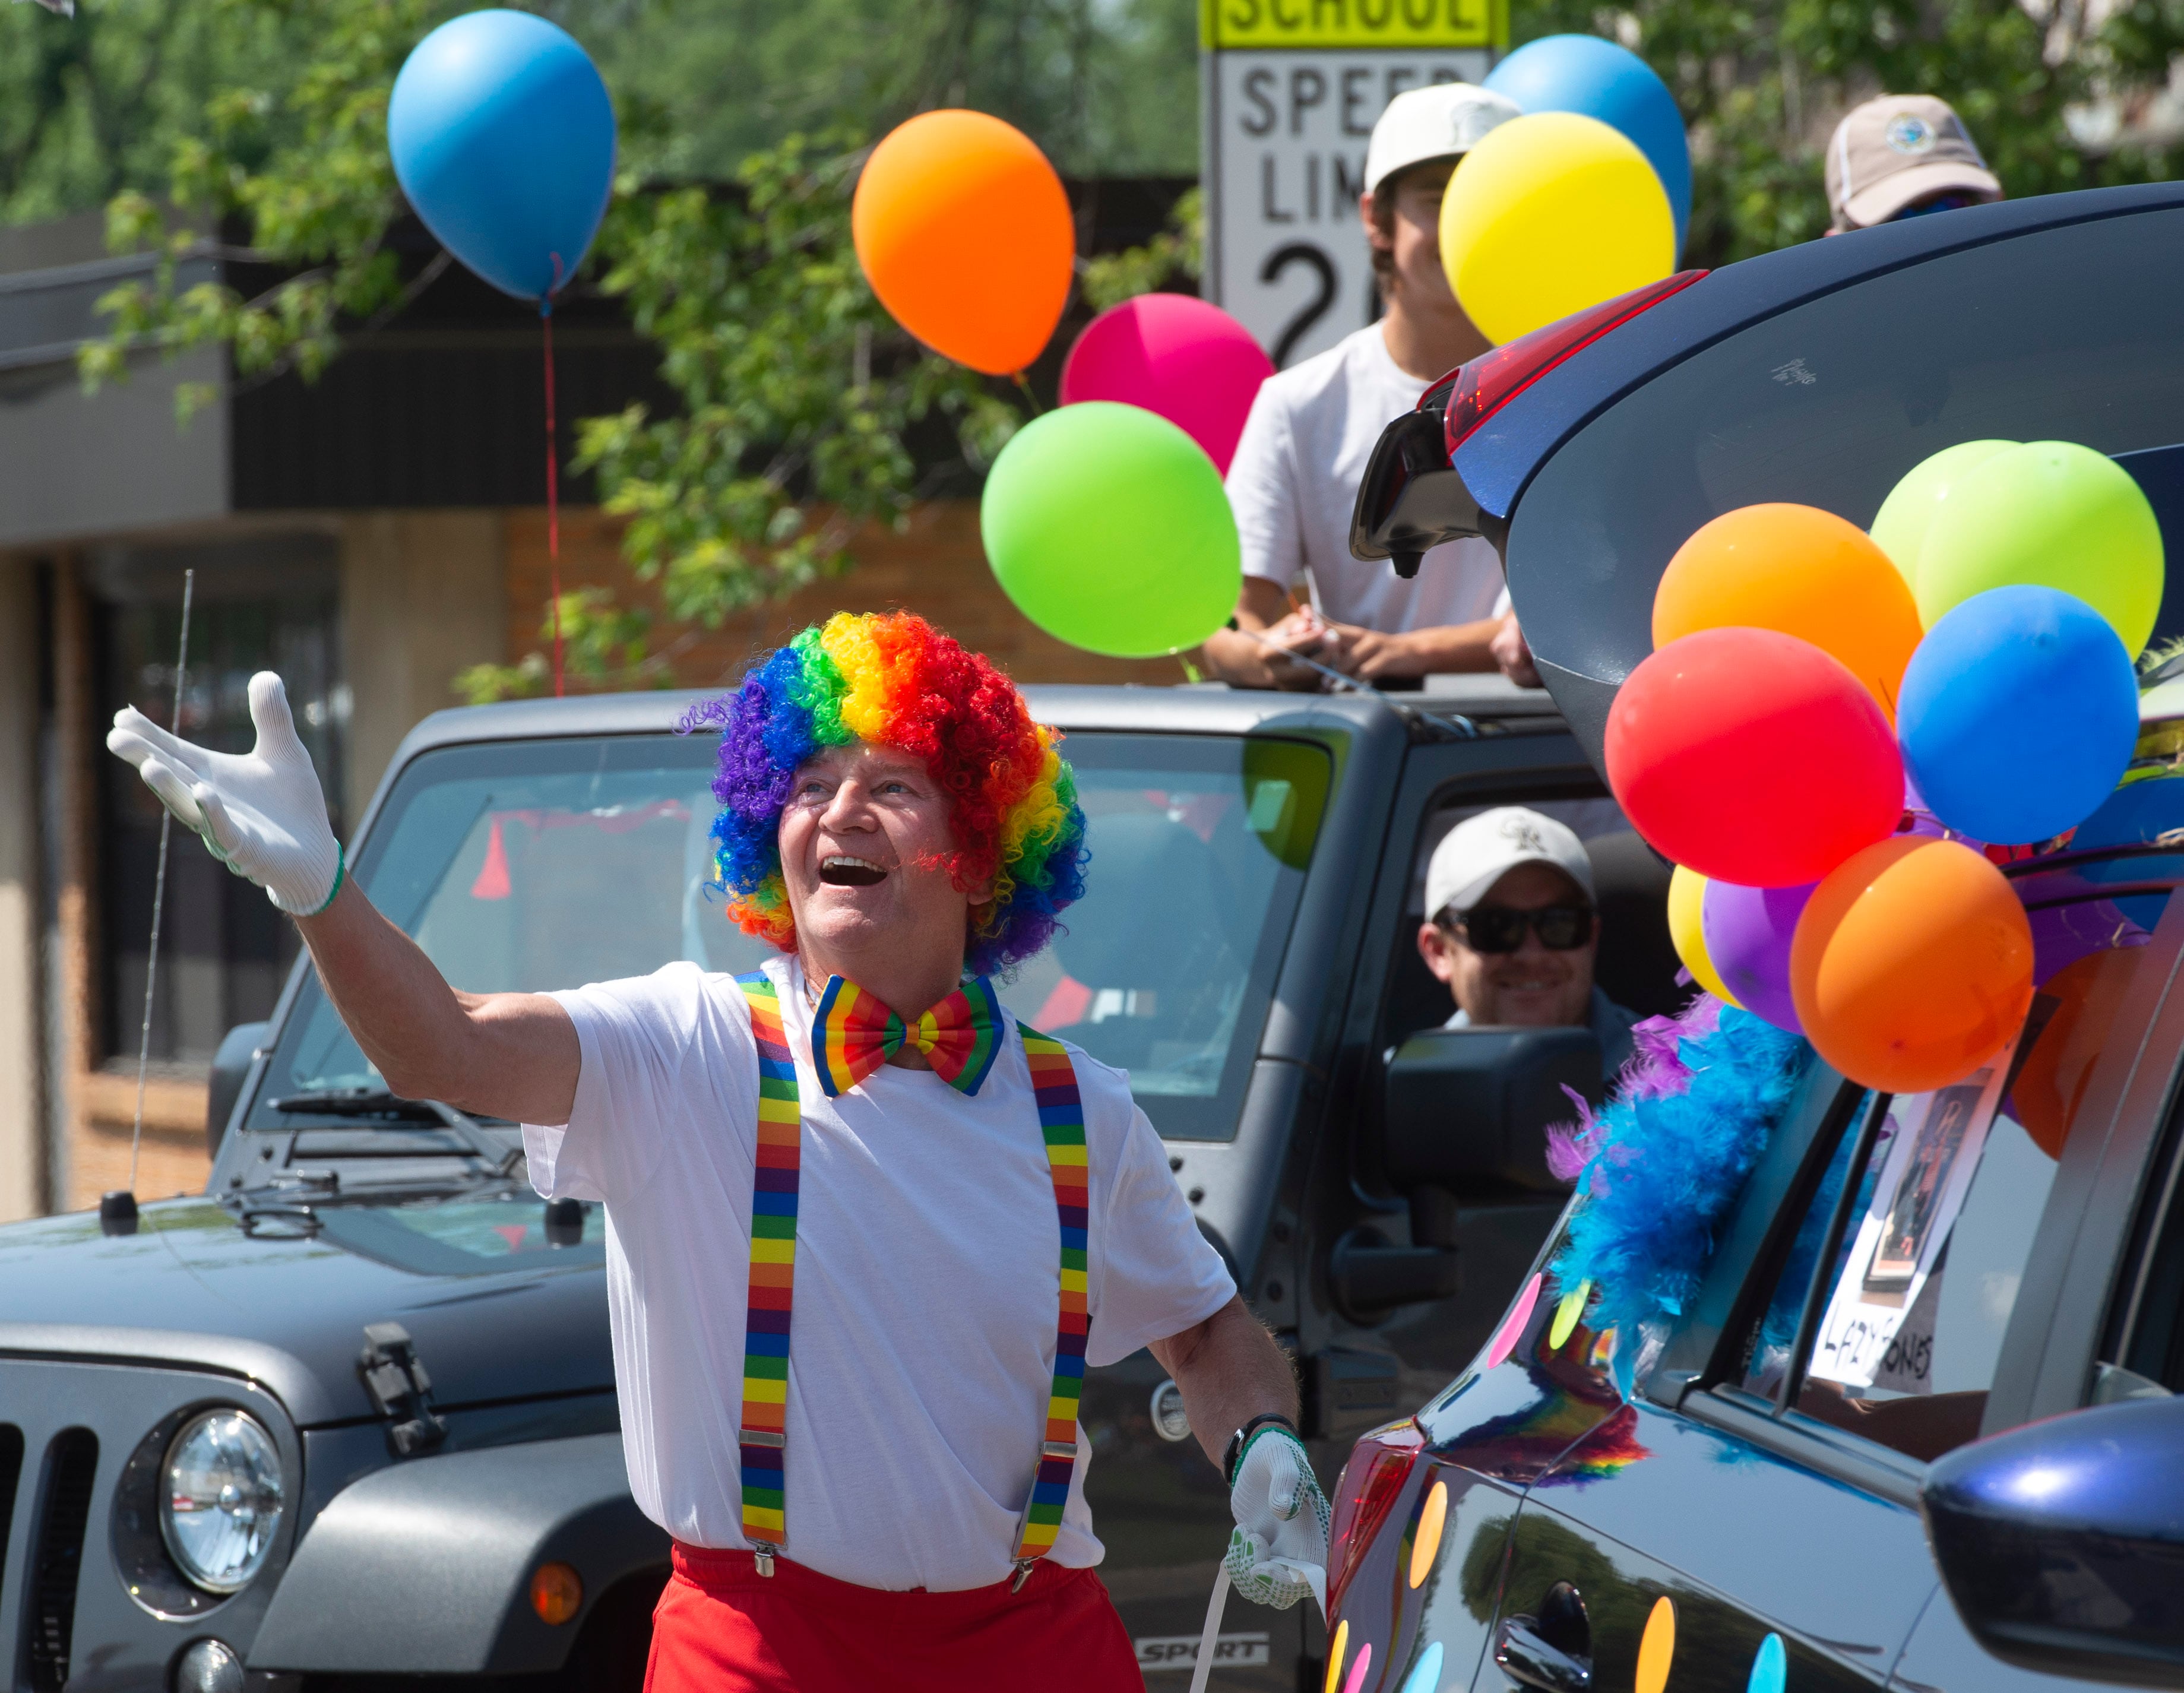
[270,1089,523,1176]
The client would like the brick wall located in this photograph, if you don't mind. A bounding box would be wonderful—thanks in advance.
[503,500,1194,692]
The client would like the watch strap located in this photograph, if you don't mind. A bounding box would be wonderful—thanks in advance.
[1224,1412,1300,1486]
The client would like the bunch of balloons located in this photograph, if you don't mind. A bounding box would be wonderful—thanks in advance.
[1609,444,2163,1094]
[1442,36,1691,346]
[852,112,1254,659]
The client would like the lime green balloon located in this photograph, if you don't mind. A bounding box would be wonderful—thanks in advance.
[982,400,1241,657]
[1869,439,2018,594]
[1917,441,2165,656]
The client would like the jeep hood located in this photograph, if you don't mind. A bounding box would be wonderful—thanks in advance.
[0,1198,612,1425]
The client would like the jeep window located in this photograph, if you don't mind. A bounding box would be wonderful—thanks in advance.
[990,733,1329,1140]
[1385,792,1683,1047]
[1732,876,2174,1463]
[246,730,1325,1144]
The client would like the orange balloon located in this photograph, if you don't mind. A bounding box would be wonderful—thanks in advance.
[1653,504,1925,721]
[2014,949,2141,1157]
[852,110,1074,376]
[1790,837,2033,1093]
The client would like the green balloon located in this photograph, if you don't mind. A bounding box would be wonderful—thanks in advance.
[982,401,1241,657]
[1917,441,2165,657]
[1869,439,2018,593]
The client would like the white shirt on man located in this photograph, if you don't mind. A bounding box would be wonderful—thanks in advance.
[521,953,1235,1593]
[1226,324,1510,634]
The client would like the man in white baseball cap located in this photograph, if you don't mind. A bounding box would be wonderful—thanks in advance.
[1417,806,1640,1078]
[1204,82,1539,692]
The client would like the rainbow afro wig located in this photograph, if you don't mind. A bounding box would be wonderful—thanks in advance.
[683,611,1088,977]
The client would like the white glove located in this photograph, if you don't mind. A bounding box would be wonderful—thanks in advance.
[106,671,344,916]
[1224,1426,1329,1612]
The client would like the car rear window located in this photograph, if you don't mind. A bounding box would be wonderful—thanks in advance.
[1508,204,2184,698]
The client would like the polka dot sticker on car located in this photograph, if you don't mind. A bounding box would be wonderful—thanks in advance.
[1549,1279,1591,1349]
[1748,1632,1787,1693]
[1407,1480,1448,1588]
[1637,1596,1677,1693]
[1485,1273,1543,1369]
[1399,1640,1445,1693]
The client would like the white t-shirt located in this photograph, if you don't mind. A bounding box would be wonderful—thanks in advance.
[522,954,1235,1592]
[1226,324,1509,635]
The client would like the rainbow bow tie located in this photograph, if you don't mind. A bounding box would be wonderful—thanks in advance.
[811,975,1006,1098]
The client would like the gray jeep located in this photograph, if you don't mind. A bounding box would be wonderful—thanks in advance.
[0,679,1677,1691]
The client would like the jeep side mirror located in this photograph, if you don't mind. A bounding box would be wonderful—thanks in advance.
[1922,1394,2184,1681]
[1328,1029,1599,1322]
[1384,1026,1602,1195]
[208,1021,271,1158]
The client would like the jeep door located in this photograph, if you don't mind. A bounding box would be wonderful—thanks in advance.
[1460,859,2184,1693]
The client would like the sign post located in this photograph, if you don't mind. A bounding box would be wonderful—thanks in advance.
[1200,0,1505,369]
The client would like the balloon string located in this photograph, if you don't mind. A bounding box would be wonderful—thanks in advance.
[543,308,564,698]
[1011,371,1043,416]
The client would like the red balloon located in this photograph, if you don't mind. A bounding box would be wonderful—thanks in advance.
[1606,627,1904,887]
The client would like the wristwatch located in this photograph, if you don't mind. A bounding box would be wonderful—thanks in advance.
[1223,1412,1300,1485]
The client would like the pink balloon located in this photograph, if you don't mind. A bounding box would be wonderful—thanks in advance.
[1058,294,1273,474]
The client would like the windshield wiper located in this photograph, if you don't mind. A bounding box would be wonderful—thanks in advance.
[270,1089,523,1176]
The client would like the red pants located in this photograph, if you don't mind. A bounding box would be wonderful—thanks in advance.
[647,1543,1144,1692]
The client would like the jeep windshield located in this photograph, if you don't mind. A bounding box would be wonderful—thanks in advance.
[245,728,1328,1143]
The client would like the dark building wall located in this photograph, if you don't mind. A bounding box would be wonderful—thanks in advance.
[229,179,1196,512]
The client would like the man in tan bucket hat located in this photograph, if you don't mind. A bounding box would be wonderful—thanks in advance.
[1826,94,2004,232]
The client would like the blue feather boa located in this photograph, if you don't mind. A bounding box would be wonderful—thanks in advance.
[1549,999,1813,1343]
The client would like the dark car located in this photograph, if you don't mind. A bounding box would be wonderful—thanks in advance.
[1328,184,2184,1691]
[0,676,1689,1692]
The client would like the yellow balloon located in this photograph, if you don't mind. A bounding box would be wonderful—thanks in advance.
[1668,864,1741,1008]
[1440,111,1676,346]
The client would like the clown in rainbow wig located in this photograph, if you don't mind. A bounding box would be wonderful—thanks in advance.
[106,610,1323,1693]
[688,610,1088,979]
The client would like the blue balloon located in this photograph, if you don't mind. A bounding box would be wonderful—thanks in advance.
[1898,584,2141,846]
[388,11,616,306]
[1485,35,1692,251]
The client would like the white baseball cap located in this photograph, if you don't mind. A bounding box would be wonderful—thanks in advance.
[1425,806,1595,920]
[1365,82,1522,195]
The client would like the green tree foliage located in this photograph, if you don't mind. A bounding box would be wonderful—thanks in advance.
[1507,0,2182,265]
[77,0,434,419]
[0,0,292,224]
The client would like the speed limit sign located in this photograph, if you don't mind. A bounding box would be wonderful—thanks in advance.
[1200,2,1503,368]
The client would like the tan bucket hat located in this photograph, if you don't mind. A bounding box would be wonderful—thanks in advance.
[1827,95,2002,231]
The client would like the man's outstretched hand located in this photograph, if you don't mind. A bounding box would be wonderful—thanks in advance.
[106,670,344,915]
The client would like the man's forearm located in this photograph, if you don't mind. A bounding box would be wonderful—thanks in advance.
[1151,1296,1301,1472]
[294,881,578,1124]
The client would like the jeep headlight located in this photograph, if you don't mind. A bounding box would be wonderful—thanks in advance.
[160,1411,283,1594]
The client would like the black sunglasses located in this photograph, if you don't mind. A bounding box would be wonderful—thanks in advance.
[1441,903,1594,954]
[1892,190,1982,220]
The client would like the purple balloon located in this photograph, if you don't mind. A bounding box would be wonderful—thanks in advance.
[1702,878,1817,1032]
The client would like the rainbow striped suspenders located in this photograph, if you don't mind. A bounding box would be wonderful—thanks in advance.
[731,973,1091,1587]
[1014,1025,1091,1581]
[734,974,800,1568]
